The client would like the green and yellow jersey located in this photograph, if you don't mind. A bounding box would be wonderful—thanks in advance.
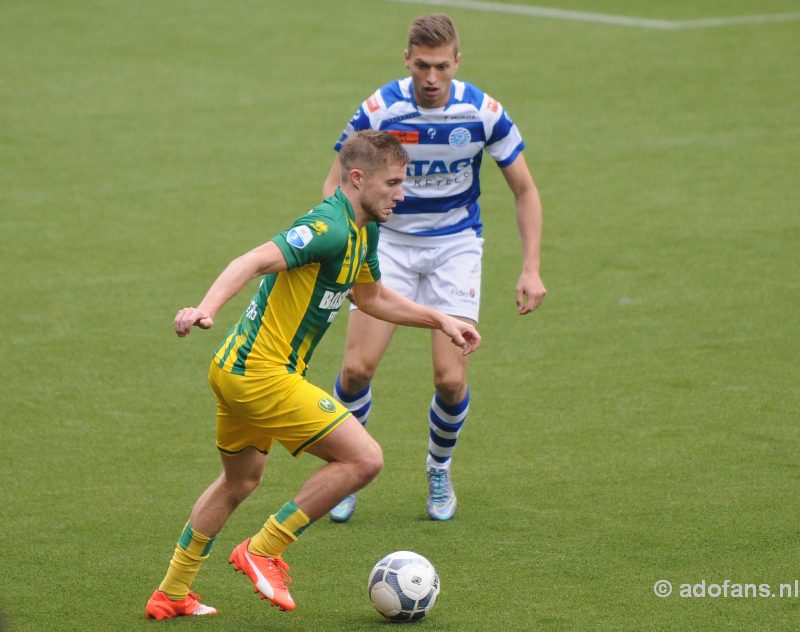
[213,188,380,376]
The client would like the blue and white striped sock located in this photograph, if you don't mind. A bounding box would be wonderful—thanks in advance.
[427,390,469,470]
[334,373,372,427]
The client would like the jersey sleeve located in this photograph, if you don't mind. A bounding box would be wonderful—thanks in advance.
[482,94,526,168]
[355,223,381,283]
[333,89,384,151]
[273,211,345,269]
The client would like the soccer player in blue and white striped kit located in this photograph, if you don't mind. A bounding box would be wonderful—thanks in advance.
[323,13,546,521]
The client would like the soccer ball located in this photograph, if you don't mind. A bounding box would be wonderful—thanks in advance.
[368,551,440,622]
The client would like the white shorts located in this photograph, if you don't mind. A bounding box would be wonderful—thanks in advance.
[356,231,483,322]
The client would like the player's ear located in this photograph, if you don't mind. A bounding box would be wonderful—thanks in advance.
[348,167,365,189]
[404,49,411,69]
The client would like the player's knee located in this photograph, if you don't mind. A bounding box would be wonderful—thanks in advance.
[340,360,375,394]
[434,376,468,404]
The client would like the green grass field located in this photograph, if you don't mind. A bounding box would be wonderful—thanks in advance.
[1,1,799,630]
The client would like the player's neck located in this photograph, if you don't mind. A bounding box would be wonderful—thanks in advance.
[339,184,369,228]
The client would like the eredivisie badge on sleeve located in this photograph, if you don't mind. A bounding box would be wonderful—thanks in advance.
[287,225,314,249]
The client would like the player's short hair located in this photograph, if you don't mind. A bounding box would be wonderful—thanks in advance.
[339,130,409,175]
[407,13,459,54]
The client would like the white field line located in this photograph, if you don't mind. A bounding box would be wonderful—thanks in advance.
[671,13,800,29]
[390,0,800,30]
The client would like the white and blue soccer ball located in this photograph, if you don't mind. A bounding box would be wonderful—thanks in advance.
[368,551,440,622]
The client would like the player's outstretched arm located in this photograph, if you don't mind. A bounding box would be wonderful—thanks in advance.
[173,241,288,337]
[351,281,481,355]
[501,153,547,315]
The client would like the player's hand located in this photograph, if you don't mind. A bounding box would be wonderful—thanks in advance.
[516,270,547,315]
[174,307,214,337]
[443,318,481,355]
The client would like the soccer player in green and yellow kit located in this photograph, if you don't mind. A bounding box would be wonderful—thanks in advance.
[145,130,481,620]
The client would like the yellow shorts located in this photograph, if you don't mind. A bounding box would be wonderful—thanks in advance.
[208,361,350,457]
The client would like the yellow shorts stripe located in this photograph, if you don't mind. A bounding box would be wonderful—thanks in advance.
[291,411,350,457]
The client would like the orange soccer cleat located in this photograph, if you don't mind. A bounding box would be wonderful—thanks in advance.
[145,589,217,620]
[228,538,296,611]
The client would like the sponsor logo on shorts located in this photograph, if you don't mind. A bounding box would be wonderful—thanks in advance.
[287,225,314,249]
[318,398,337,413]
[449,127,471,147]
[451,287,477,300]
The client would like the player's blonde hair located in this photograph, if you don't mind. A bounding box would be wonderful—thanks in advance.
[407,13,459,54]
[339,130,409,174]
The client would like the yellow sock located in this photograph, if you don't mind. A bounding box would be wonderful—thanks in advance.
[158,523,216,601]
[249,501,311,558]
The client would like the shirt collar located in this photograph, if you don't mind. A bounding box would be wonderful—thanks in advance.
[334,187,357,226]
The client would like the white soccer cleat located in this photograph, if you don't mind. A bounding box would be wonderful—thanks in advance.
[330,493,357,522]
[427,467,457,520]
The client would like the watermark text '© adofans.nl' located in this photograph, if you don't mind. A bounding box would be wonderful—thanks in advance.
[654,579,800,599]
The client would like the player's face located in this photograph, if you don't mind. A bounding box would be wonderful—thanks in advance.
[359,161,406,223]
[405,44,461,109]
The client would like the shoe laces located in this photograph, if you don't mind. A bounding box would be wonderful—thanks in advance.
[429,468,451,503]
[266,557,293,587]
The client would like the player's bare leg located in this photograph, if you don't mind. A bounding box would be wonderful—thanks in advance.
[330,310,396,522]
[301,415,384,518]
[431,322,471,404]
[427,320,473,520]
[339,308,397,394]
[147,448,267,619]
[191,448,269,535]
[229,417,383,611]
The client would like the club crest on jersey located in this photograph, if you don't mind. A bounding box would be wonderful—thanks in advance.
[318,397,337,413]
[449,127,471,147]
[287,225,314,249]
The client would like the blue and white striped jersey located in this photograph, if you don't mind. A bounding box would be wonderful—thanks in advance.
[334,77,525,239]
